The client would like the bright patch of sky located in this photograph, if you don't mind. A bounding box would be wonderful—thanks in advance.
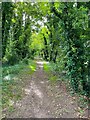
[31,17,47,31]
[73,3,77,7]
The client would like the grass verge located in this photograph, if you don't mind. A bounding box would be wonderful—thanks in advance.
[2,59,36,117]
[43,61,88,114]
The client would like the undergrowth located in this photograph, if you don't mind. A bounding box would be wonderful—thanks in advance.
[2,59,36,115]
[43,62,65,82]
[43,61,88,110]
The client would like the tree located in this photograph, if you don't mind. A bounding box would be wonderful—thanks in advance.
[2,2,13,58]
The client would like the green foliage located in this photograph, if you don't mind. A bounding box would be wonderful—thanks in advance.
[2,79,22,109]
[2,59,36,111]
[2,2,14,57]
[2,63,25,110]
[28,60,36,74]
[43,62,52,72]
[49,75,58,83]
[43,62,57,83]
[2,2,90,99]
[2,61,27,77]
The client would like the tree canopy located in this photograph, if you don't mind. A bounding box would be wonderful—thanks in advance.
[2,2,90,96]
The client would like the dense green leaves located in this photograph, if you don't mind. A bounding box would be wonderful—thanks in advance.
[2,2,90,97]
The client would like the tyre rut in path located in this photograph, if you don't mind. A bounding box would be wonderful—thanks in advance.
[6,61,88,118]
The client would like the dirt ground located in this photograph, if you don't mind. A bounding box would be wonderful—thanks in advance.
[3,61,89,118]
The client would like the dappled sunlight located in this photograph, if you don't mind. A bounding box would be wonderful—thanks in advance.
[3,75,11,81]
[3,74,18,81]
[36,61,44,65]
[40,81,44,84]
[44,62,49,64]
[36,61,49,65]
[24,81,43,99]
[24,88,31,95]
[29,65,36,72]
[9,99,14,106]
[16,102,22,108]
[36,61,44,69]
[2,2,89,118]
[36,61,49,69]
[39,65,43,68]
[31,82,43,99]
[34,88,43,99]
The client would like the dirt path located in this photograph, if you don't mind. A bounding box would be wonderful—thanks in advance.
[5,61,88,118]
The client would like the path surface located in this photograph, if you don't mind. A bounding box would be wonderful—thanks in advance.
[5,61,88,118]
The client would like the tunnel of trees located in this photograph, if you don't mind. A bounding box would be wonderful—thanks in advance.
[2,2,90,98]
